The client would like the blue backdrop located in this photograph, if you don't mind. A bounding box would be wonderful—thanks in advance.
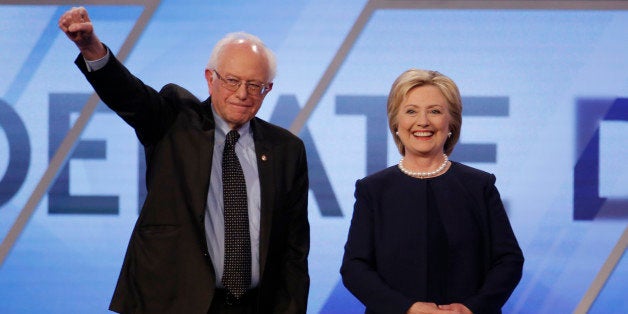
[1,1,627,313]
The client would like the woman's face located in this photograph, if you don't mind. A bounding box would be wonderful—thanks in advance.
[396,85,451,159]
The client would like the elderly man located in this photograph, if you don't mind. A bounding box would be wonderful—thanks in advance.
[59,7,310,314]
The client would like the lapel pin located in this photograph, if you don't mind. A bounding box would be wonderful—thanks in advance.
[261,154,268,162]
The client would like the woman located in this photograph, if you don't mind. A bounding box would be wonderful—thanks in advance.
[340,69,524,314]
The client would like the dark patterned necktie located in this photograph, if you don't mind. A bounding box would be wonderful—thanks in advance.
[221,130,251,301]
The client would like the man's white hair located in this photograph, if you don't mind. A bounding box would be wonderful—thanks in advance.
[206,31,277,81]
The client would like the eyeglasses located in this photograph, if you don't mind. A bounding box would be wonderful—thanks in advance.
[213,70,271,96]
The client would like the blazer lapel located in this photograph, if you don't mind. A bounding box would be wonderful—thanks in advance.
[194,98,216,220]
[196,98,217,285]
[251,118,275,278]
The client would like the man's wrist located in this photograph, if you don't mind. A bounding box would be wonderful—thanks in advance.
[80,40,107,61]
[84,44,109,72]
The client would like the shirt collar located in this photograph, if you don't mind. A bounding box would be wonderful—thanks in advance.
[211,104,253,146]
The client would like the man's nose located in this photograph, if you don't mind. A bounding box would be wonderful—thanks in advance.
[234,83,249,99]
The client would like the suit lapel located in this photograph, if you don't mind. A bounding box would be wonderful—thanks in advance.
[195,99,217,285]
[194,98,216,220]
[251,118,275,278]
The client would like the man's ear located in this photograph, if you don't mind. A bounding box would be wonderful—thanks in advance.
[205,69,214,93]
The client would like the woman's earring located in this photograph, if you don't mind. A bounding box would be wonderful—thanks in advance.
[448,132,452,138]
[395,131,399,136]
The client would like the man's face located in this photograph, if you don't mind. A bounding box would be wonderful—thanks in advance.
[206,41,272,130]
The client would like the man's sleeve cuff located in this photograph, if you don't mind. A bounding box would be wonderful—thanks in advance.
[84,48,110,72]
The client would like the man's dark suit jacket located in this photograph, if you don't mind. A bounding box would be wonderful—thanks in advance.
[341,162,523,314]
[76,52,310,313]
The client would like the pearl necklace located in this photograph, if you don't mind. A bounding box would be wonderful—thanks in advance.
[398,154,449,179]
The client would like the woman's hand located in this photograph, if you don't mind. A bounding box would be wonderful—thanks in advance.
[438,303,473,313]
[406,302,472,314]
